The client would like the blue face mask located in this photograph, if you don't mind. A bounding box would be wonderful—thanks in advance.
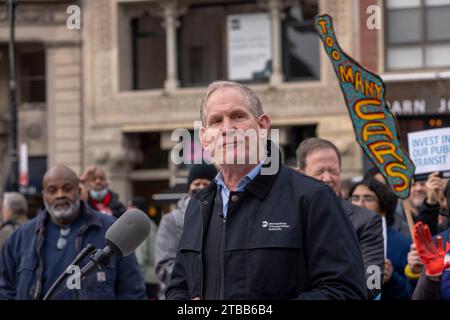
[90,188,108,201]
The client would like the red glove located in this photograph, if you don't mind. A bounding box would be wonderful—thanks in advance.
[413,222,445,276]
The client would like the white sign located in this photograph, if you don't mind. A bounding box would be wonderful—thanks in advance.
[227,13,271,81]
[19,143,29,187]
[407,127,450,176]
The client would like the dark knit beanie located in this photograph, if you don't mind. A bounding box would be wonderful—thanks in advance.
[187,163,218,187]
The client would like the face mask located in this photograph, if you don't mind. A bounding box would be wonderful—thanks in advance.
[190,189,203,196]
[90,188,108,201]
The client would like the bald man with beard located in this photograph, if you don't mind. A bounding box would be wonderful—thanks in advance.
[0,165,146,300]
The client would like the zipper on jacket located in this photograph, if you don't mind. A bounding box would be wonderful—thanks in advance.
[216,215,226,300]
[33,229,45,300]
[199,213,204,300]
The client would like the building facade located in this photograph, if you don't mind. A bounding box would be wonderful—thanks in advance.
[6,0,446,209]
[0,0,82,213]
[360,0,450,169]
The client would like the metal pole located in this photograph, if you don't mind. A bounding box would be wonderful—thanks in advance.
[7,0,18,192]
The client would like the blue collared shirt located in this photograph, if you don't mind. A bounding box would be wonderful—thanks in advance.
[214,161,264,218]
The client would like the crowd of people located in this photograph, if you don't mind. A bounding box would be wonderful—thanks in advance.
[0,80,449,300]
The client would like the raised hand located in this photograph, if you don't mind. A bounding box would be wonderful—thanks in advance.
[425,172,446,205]
[407,243,424,274]
[413,221,445,276]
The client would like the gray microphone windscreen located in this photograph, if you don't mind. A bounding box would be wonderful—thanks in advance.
[105,208,151,256]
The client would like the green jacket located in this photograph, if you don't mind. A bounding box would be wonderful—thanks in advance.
[0,215,28,251]
[135,219,158,284]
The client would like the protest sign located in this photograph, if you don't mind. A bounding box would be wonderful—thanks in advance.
[407,127,450,178]
[314,14,415,199]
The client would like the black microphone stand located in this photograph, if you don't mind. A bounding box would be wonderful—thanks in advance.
[77,246,115,281]
[42,244,96,300]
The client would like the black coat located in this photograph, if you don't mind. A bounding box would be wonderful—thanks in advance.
[340,199,384,299]
[166,164,367,300]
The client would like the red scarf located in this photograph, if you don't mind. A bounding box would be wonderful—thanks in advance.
[90,191,112,215]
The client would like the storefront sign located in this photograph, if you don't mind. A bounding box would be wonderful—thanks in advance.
[386,78,450,116]
[388,98,450,115]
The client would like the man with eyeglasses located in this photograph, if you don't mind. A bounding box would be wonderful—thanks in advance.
[0,165,146,300]
[296,137,385,299]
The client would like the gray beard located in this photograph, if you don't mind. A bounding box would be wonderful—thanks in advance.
[45,199,80,220]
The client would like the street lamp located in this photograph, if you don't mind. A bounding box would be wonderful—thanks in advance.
[7,0,18,192]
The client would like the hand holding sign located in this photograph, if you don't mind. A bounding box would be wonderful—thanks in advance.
[425,172,446,205]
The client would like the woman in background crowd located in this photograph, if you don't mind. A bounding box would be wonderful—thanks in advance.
[349,178,413,299]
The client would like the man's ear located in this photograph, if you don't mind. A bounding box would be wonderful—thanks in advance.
[258,114,271,131]
[200,126,208,150]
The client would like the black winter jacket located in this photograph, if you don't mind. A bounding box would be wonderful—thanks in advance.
[166,164,367,300]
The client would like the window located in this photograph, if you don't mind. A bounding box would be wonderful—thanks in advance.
[131,132,169,170]
[178,1,266,87]
[131,14,166,90]
[172,129,212,172]
[282,0,320,81]
[282,124,317,166]
[178,5,225,87]
[19,49,46,103]
[386,0,450,70]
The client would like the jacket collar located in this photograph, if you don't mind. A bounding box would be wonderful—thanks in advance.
[10,214,28,224]
[339,197,353,217]
[243,162,280,200]
[244,140,282,200]
[193,141,282,202]
[193,180,218,203]
[35,201,102,235]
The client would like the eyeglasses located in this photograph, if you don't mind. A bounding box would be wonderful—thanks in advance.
[350,195,378,203]
[57,226,71,250]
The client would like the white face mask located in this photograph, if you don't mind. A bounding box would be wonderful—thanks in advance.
[90,188,108,201]
[45,198,80,219]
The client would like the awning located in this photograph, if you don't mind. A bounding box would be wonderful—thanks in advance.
[152,183,188,206]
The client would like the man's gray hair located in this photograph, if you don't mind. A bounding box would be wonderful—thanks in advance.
[2,192,28,216]
[200,81,264,125]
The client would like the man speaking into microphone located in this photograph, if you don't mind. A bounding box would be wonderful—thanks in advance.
[0,165,146,300]
[167,81,366,300]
